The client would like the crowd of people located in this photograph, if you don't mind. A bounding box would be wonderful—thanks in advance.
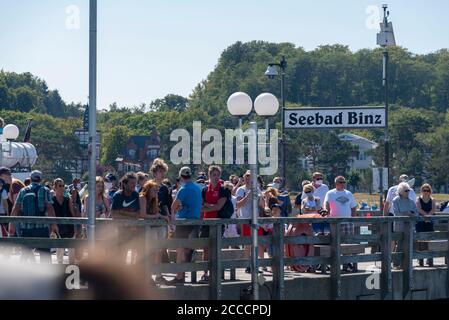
[0,159,448,284]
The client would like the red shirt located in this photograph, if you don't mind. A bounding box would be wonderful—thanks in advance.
[202,180,223,219]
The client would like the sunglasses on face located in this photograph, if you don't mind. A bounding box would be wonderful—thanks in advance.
[404,190,410,193]
[422,189,431,193]
[56,185,64,188]
[336,181,346,184]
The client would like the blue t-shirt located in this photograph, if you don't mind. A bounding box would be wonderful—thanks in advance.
[175,181,202,219]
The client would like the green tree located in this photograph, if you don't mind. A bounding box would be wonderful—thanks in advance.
[101,126,131,166]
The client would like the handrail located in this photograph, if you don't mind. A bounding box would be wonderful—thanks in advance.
[0,213,448,300]
[1,213,449,226]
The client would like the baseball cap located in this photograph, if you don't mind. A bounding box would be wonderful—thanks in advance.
[30,170,42,181]
[0,167,11,176]
[179,167,192,178]
[399,174,409,182]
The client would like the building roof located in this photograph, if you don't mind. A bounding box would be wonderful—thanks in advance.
[338,133,378,147]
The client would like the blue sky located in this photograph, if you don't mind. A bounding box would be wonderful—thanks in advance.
[1,0,448,109]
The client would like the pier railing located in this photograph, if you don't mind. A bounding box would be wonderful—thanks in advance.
[0,213,448,300]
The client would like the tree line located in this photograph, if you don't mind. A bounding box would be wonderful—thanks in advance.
[1,41,449,191]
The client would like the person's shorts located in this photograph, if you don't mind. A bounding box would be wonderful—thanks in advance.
[174,225,200,239]
[148,226,167,240]
[241,224,264,237]
[416,221,434,233]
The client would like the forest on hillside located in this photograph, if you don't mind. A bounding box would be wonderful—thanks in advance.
[1,41,449,190]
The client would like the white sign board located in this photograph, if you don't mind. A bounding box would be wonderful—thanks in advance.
[372,167,388,192]
[285,107,386,129]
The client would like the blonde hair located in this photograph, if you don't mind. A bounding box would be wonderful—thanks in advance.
[303,183,315,193]
[420,183,432,193]
[266,187,279,198]
[150,158,168,175]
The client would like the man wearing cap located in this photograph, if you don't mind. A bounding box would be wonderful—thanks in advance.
[9,170,58,263]
[384,174,417,217]
[104,173,119,203]
[169,166,202,285]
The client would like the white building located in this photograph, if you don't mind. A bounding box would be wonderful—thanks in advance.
[338,133,378,170]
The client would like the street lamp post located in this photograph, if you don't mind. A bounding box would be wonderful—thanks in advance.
[377,4,396,198]
[227,92,279,300]
[88,0,98,248]
[265,56,287,188]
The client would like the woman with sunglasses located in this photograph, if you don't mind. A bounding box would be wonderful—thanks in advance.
[392,182,418,268]
[52,178,76,264]
[416,183,436,267]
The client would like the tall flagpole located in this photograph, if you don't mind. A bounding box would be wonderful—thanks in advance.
[88,0,97,248]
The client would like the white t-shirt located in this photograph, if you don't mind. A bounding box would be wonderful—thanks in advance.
[0,189,8,215]
[236,185,261,219]
[302,184,329,204]
[231,195,237,218]
[324,189,357,218]
[386,185,417,214]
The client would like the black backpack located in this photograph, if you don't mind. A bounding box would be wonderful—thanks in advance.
[218,196,234,219]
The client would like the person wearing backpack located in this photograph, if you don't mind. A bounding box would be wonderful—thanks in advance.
[9,170,58,263]
[199,165,231,282]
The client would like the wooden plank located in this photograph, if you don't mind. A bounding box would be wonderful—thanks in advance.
[414,232,448,241]
[221,237,252,247]
[340,253,382,264]
[151,261,209,274]
[416,240,448,251]
[315,244,366,257]
[284,235,330,245]
[221,249,245,260]
[151,238,209,250]
[380,221,392,300]
[402,220,414,300]
[272,222,285,300]
[330,222,342,300]
[0,237,89,248]
[2,214,449,227]
[341,235,381,243]
[414,251,448,259]
[284,256,330,266]
[209,225,222,300]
